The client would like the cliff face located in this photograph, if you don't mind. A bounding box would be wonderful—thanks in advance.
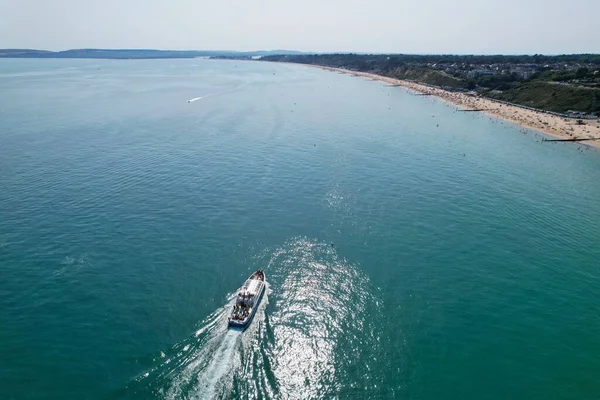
[385,67,464,89]
[489,81,600,113]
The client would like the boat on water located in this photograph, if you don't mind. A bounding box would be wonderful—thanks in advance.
[228,269,265,329]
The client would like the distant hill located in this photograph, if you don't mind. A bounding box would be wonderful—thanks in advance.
[0,49,53,57]
[0,49,304,59]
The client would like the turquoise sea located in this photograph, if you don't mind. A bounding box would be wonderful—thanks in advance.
[1,59,600,399]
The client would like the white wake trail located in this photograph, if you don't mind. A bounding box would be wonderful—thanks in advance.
[192,329,242,399]
[187,94,212,103]
[162,282,269,399]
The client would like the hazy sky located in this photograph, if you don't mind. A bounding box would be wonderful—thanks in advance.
[1,0,598,54]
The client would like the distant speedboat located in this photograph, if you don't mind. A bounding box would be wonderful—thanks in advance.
[228,269,266,329]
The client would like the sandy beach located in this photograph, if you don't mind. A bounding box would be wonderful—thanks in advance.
[316,66,600,149]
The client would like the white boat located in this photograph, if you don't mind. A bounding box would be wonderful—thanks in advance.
[228,269,265,329]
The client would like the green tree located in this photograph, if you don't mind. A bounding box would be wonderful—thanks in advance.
[576,68,589,79]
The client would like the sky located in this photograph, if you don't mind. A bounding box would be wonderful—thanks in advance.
[1,0,598,54]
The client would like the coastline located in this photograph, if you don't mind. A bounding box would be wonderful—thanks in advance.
[311,65,600,149]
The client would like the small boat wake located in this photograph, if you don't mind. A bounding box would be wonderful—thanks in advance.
[187,94,212,103]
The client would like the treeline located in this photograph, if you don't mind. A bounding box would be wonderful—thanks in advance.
[533,68,600,88]
[261,53,600,67]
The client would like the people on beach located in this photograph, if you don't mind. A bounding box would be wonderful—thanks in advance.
[327,66,599,146]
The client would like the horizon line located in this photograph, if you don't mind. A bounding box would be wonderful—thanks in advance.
[2,48,600,56]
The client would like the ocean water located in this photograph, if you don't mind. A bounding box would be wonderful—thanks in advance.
[1,58,600,400]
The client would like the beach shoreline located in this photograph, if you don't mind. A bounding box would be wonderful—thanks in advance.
[310,65,600,149]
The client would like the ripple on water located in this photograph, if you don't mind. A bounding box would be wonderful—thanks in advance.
[232,237,386,399]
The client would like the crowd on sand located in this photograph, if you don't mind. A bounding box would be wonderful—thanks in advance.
[317,66,600,149]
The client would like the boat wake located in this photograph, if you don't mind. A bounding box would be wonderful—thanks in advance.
[168,329,241,399]
[123,237,387,399]
[187,94,211,103]
[125,284,269,399]
[225,237,387,399]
